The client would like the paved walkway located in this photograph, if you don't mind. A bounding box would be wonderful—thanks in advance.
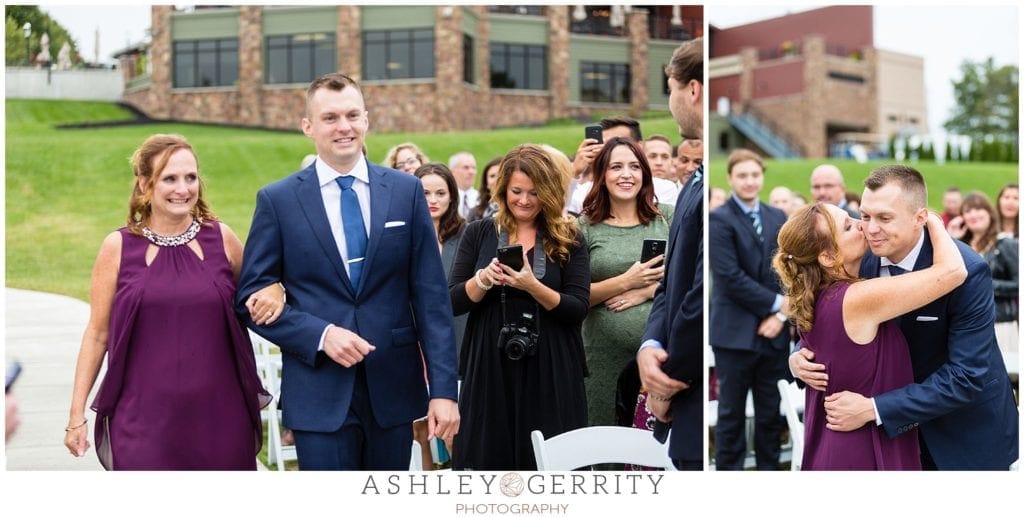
[3,288,267,470]
[4,288,101,470]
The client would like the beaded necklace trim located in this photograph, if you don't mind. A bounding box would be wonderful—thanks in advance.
[142,219,201,247]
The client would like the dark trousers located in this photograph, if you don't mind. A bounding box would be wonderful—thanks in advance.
[292,365,413,470]
[713,346,788,470]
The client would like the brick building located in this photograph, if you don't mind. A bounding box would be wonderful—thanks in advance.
[119,5,702,133]
[708,5,925,158]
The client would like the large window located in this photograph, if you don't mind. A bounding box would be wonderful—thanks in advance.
[580,62,630,103]
[173,38,238,88]
[490,43,547,90]
[265,33,336,84]
[363,29,435,81]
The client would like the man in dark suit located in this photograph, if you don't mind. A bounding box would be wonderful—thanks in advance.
[236,73,459,470]
[709,149,790,470]
[637,36,703,470]
[792,165,1019,469]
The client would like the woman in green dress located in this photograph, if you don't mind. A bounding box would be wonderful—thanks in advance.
[577,137,673,427]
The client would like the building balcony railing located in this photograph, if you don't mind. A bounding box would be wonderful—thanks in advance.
[648,16,701,41]
[125,74,151,92]
[487,6,545,16]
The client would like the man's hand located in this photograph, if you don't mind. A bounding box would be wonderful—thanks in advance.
[427,398,460,453]
[790,348,828,391]
[646,394,673,422]
[323,326,375,367]
[637,346,688,399]
[757,315,784,338]
[824,391,875,432]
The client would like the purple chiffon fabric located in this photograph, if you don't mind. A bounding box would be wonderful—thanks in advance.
[90,221,269,470]
[799,282,921,470]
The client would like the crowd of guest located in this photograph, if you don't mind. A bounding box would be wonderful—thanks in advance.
[708,147,1019,471]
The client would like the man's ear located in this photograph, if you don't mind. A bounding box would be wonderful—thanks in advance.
[689,79,702,105]
[914,207,929,227]
[300,117,313,138]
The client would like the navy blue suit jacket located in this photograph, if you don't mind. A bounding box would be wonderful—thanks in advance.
[644,171,703,463]
[235,160,458,432]
[709,197,789,352]
[866,231,1019,469]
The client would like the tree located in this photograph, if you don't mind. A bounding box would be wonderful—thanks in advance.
[4,5,80,66]
[944,57,1019,144]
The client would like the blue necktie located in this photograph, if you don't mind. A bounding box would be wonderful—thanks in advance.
[336,175,367,292]
[888,265,906,276]
[748,211,763,241]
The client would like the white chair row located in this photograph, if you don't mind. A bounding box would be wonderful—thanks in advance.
[531,426,676,470]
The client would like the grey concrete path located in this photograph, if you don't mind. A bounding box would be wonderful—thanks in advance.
[4,288,268,470]
[4,287,102,470]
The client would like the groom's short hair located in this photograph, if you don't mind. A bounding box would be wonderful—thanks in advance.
[864,165,927,210]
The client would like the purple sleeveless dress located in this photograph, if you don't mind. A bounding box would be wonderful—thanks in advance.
[90,221,269,470]
[799,282,921,470]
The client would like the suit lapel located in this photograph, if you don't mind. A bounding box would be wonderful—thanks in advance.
[295,166,355,294]
[729,198,762,252]
[362,162,392,277]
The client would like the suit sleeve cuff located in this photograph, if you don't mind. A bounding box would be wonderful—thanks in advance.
[871,397,882,426]
[318,324,332,352]
[639,339,664,352]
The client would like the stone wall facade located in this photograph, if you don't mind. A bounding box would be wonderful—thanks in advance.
[125,6,685,133]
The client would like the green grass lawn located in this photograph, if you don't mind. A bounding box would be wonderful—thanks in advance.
[5,98,681,300]
[708,158,1018,212]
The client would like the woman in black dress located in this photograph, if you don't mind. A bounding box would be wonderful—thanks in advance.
[450,144,590,470]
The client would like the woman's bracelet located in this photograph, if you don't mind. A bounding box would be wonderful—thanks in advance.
[649,394,672,402]
[474,269,493,291]
[65,418,88,432]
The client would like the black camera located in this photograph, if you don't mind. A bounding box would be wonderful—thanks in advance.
[497,312,539,361]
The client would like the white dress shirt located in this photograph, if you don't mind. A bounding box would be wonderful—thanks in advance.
[315,155,371,278]
[458,187,479,218]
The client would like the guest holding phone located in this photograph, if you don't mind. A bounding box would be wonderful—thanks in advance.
[449,144,590,470]
[577,137,672,430]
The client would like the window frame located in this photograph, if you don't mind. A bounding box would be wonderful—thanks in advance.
[172,38,239,88]
[264,32,337,85]
[580,61,631,104]
[362,28,436,81]
[489,42,548,91]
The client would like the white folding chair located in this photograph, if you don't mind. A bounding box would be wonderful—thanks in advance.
[249,330,296,471]
[410,440,424,471]
[776,379,805,471]
[531,426,676,471]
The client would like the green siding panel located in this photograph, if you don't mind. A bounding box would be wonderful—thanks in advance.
[362,6,435,30]
[647,42,677,107]
[263,6,337,35]
[462,7,479,36]
[568,36,631,103]
[489,15,548,45]
[171,8,240,40]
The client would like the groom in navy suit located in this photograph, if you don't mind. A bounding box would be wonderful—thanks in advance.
[793,165,1018,469]
[236,73,459,470]
[637,37,704,470]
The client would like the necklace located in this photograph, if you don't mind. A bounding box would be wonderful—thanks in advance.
[142,219,201,247]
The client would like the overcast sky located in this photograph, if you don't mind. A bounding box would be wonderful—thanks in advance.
[709,4,1019,136]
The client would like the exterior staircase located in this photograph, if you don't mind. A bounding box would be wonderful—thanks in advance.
[728,110,802,159]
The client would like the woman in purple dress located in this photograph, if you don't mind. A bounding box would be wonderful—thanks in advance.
[64,134,282,470]
[772,204,966,470]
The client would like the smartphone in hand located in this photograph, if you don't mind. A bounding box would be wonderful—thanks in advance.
[585,125,603,144]
[641,239,667,264]
[496,244,525,271]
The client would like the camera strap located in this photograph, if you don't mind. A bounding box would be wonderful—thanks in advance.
[497,228,544,329]
[496,229,546,279]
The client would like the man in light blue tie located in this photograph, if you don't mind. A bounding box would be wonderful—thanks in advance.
[236,73,460,470]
